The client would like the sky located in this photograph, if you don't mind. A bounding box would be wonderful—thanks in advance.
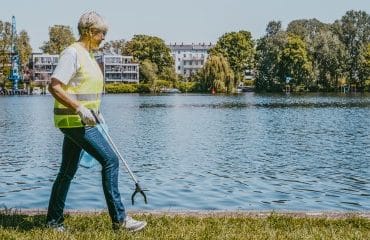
[0,0,369,51]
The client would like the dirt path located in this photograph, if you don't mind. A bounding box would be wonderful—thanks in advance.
[2,209,370,219]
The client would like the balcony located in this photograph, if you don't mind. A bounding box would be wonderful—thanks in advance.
[183,65,203,70]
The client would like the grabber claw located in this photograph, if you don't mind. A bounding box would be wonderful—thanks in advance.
[131,183,148,205]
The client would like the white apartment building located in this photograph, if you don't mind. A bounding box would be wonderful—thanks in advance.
[31,53,59,85]
[30,53,139,84]
[96,54,139,83]
[168,43,213,78]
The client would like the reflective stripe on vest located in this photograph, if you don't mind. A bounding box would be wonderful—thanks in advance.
[68,93,102,101]
[53,43,103,128]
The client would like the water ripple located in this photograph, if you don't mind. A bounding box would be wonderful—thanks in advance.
[0,94,370,211]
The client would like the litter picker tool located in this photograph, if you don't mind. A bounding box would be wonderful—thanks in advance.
[91,110,148,205]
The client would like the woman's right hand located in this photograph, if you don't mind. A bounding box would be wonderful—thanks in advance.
[76,105,96,125]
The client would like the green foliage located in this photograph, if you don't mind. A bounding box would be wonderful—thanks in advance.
[0,21,13,83]
[278,34,313,86]
[287,19,329,40]
[104,83,150,93]
[255,12,370,92]
[136,83,151,93]
[158,66,178,84]
[176,81,200,93]
[17,30,32,68]
[123,35,176,88]
[40,25,76,54]
[332,10,370,87]
[312,30,348,89]
[255,31,288,92]
[359,42,370,84]
[139,59,158,92]
[0,20,32,86]
[287,19,331,85]
[197,54,234,93]
[99,39,126,54]
[155,79,172,88]
[255,33,313,92]
[266,21,282,37]
[1,211,370,240]
[210,31,255,82]
[123,35,174,75]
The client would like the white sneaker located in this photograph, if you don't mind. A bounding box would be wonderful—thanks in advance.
[118,216,147,232]
[46,221,66,232]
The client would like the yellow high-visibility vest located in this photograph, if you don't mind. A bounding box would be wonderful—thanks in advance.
[53,42,103,128]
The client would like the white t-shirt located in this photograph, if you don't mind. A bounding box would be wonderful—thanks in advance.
[51,46,81,85]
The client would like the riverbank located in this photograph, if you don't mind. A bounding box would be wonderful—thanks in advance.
[1,210,370,239]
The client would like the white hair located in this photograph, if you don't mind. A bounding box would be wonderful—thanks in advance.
[78,11,108,36]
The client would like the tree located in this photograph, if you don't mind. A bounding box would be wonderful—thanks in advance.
[198,54,234,93]
[266,20,282,37]
[332,10,370,88]
[210,31,255,83]
[123,35,174,76]
[158,66,178,85]
[99,39,126,54]
[287,19,329,83]
[139,59,158,91]
[17,30,32,68]
[0,21,32,86]
[312,30,347,89]
[359,43,370,83]
[255,31,288,92]
[40,25,75,54]
[0,20,11,86]
[287,19,328,41]
[277,34,313,87]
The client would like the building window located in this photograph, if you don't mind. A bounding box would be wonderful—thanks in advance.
[178,51,180,54]
[178,66,180,70]
[183,54,186,57]
[190,61,192,65]
[178,58,180,61]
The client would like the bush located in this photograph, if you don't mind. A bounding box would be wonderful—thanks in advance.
[177,81,201,93]
[104,83,151,93]
[137,84,151,93]
[156,80,173,88]
[364,79,370,92]
[105,83,138,93]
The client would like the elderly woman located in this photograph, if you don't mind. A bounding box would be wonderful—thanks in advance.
[46,11,146,232]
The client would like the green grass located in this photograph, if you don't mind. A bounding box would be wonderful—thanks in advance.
[1,210,369,239]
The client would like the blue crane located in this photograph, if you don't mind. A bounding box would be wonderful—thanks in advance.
[8,16,21,91]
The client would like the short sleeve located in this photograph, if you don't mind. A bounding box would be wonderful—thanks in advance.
[51,47,78,85]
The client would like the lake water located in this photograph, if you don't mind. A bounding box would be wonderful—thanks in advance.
[0,93,369,211]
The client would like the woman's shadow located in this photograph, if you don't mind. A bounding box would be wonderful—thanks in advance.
[0,208,46,230]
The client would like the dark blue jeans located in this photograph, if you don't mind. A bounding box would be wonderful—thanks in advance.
[47,126,126,224]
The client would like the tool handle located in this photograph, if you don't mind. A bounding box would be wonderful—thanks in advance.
[90,110,101,124]
[90,110,148,205]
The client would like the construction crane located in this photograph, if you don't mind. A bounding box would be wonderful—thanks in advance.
[8,16,21,91]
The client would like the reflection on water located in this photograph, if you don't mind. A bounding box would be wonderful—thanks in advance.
[0,93,369,211]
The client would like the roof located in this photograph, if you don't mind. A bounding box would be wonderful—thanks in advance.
[168,43,214,51]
